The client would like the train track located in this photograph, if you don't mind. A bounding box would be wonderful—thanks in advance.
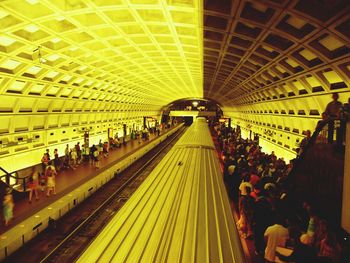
[4,127,186,263]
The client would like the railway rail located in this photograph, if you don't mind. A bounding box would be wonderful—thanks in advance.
[4,126,187,263]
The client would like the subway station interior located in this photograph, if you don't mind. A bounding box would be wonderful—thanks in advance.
[0,0,350,262]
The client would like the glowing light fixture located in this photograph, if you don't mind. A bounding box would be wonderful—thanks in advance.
[1,59,21,70]
[45,71,59,78]
[192,101,199,107]
[0,9,9,19]
[0,36,16,46]
[24,24,39,33]
[55,16,65,21]
[46,54,60,61]
[26,0,39,4]
[50,37,61,43]
[26,65,42,75]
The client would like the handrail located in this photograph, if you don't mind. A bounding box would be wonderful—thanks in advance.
[0,166,31,192]
[0,126,179,193]
[298,120,328,158]
[289,117,347,178]
[299,117,347,159]
[0,166,14,186]
[0,167,9,174]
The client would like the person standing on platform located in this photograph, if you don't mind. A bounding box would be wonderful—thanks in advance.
[141,128,145,141]
[71,148,78,168]
[98,139,103,154]
[41,152,49,174]
[75,142,81,164]
[46,161,57,174]
[64,144,70,169]
[103,141,109,158]
[137,130,141,144]
[53,148,60,172]
[45,166,56,196]
[90,144,97,166]
[46,149,51,161]
[3,187,14,226]
[115,137,121,147]
[81,144,87,163]
[240,187,255,239]
[93,147,100,169]
[252,187,273,256]
[28,167,40,203]
[89,145,94,165]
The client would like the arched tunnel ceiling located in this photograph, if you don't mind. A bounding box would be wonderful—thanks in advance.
[204,0,350,108]
[0,0,349,116]
[0,0,203,111]
[0,0,349,168]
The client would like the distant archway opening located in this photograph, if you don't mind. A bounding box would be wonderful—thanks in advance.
[161,98,223,126]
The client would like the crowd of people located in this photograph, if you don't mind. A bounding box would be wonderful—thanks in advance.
[214,121,348,263]
[2,125,164,226]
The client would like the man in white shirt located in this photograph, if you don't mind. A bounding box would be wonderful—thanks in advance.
[264,217,289,262]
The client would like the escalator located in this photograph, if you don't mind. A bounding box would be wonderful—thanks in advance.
[288,119,346,226]
[0,166,30,201]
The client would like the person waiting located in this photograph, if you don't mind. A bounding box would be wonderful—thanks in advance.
[28,167,40,203]
[114,137,121,147]
[41,152,49,174]
[45,166,57,196]
[3,188,14,226]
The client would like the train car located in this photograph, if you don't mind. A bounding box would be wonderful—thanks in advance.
[77,117,246,263]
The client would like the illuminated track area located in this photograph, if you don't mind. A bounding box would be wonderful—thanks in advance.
[5,127,187,263]
[77,117,246,263]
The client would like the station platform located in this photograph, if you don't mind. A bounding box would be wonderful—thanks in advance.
[0,126,179,236]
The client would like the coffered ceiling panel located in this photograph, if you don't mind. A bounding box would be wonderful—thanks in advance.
[0,0,203,113]
[0,0,349,114]
[204,0,350,108]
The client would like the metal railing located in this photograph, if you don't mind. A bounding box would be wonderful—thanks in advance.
[298,117,347,159]
[287,117,348,183]
[0,166,31,192]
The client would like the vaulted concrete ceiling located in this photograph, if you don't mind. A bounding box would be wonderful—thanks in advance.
[0,0,350,167]
[204,0,350,108]
[1,0,349,113]
[0,0,203,114]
